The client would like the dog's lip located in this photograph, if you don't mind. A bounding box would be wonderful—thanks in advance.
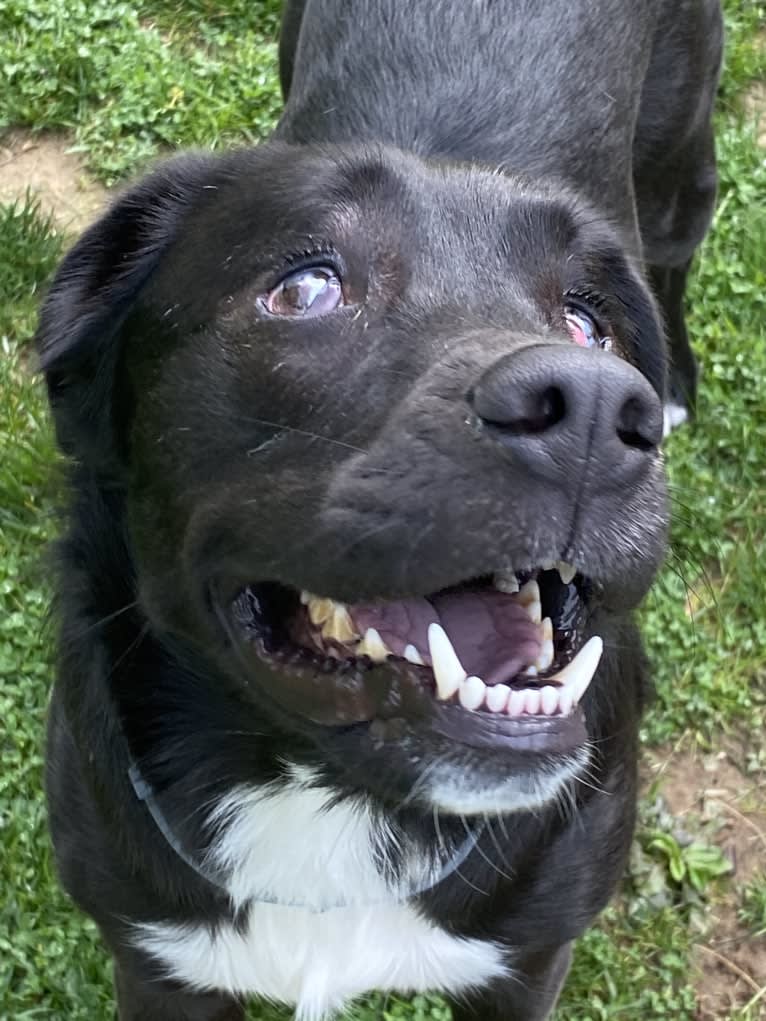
[221,570,597,754]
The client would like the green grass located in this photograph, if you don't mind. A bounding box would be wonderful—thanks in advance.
[0,1,765,1018]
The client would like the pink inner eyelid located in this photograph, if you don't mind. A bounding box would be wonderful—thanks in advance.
[564,311,591,348]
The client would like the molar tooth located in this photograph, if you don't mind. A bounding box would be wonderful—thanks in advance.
[540,685,559,715]
[516,579,541,624]
[507,689,527,717]
[459,675,487,711]
[551,636,603,704]
[321,605,358,644]
[356,627,390,663]
[307,596,336,627]
[403,644,425,666]
[427,623,467,701]
[524,689,542,715]
[556,561,577,585]
[493,570,520,594]
[300,590,312,605]
[540,558,556,571]
[485,683,511,713]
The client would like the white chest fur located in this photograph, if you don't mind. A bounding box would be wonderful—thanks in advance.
[134,777,509,1021]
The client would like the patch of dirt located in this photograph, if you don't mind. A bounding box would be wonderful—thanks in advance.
[644,738,766,1018]
[0,130,109,234]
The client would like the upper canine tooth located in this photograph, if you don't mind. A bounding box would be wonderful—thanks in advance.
[551,636,603,703]
[541,616,553,642]
[556,561,577,585]
[427,622,467,700]
[307,596,336,626]
[356,627,390,663]
[459,675,487,711]
[493,570,519,594]
[321,605,358,644]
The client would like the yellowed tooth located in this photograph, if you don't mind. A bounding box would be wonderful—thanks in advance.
[307,596,335,627]
[541,616,553,642]
[516,579,542,623]
[321,605,358,644]
[556,561,577,585]
[356,627,390,663]
[493,570,520,594]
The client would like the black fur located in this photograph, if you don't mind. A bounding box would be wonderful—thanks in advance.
[38,1,722,1018]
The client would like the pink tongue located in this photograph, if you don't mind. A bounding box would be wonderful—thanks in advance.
[350,589,541,686]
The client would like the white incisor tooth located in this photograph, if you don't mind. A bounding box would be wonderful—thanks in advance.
[516,578,542,624]
[556,561,577,585]
[459,675,487,711]
[493,570,520,594]
[356,627,390,663]
[403,644,425,666]
[540,685,559,715]
[427,622,467,701]
[485,683,511,713]
[551,636,604,703]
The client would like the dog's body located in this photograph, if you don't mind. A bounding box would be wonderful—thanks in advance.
[38,2,722,1019]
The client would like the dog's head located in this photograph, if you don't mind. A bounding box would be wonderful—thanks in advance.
[37,143,667,815]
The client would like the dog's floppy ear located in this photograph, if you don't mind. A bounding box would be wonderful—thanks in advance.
[35,152,221,475]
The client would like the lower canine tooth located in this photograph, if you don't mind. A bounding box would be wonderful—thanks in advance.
[551,636,603,703]
[356,627,390,663]
[485,683,511,713]
[459,676,486,710]
[428,622,467,700]
[540,686,559,715]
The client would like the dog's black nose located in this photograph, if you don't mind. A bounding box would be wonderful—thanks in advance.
[470,344,663,487]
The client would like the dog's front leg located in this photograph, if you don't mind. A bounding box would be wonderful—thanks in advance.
[449,943,572,1021]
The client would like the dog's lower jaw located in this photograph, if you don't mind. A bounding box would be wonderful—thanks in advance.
[424,746,591,815]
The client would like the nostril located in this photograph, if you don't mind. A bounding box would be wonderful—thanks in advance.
[520,386,566,435]
[616,395,660,451]
[478,385,567,436]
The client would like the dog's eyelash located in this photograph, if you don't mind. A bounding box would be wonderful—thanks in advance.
[282,242,338,269]
[564,286,608,313]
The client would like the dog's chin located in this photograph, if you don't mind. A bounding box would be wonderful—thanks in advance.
[219,564,601,800]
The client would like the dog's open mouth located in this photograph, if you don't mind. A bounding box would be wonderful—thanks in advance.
[229,564,602,742]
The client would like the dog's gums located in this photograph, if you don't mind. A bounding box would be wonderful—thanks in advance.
[229,565,602,736]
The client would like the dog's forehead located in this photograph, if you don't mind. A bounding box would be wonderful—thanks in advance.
[150,144,580,316]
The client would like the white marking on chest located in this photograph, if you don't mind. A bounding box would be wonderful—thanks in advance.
[134,775,509,1020]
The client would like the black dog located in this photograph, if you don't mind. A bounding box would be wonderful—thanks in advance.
[37,2,722,1019]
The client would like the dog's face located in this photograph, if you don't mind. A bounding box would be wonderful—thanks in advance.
[39,143,667,815]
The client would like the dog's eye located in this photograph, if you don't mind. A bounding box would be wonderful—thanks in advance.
[264,267,343,318]
[564,307,611,351]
